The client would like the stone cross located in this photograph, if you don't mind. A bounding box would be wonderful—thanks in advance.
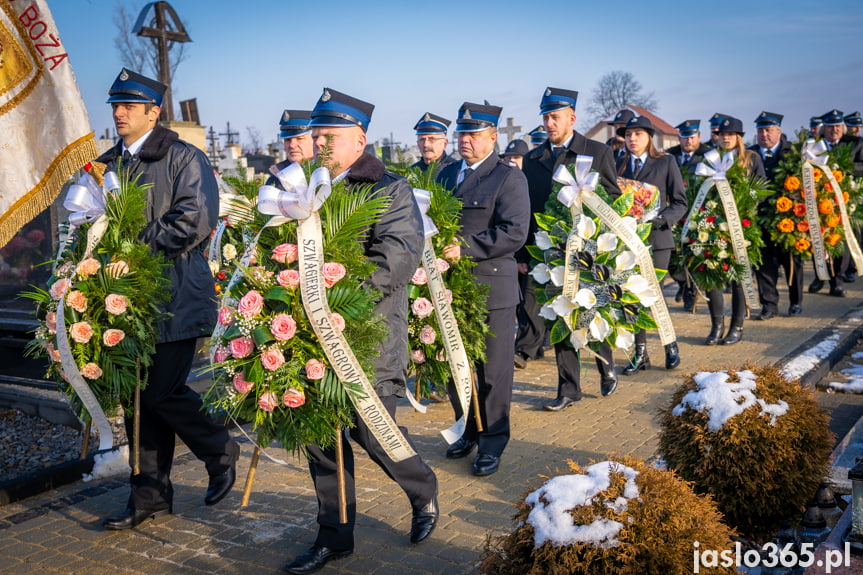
[498,117,522,144]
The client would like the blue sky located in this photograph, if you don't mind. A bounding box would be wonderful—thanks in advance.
[51,0,863,151]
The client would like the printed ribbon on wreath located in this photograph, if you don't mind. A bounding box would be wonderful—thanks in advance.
[554,159,676,346]
[410,188,474,444]
[52,170,124,452]
[801,139,863,279]
[257,162,417,462]
[208,176,254,272]
[686,150,759,310]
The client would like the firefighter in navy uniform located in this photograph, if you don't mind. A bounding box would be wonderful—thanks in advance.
[411,112,456,176]
[606,108,635,163]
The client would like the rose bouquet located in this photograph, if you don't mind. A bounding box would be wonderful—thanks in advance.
[680,161,766,292]
[204,160,392,454]
[24,163,171,419]
[527,182,660,354]
[615,177,660,222]
[401,167,490,400]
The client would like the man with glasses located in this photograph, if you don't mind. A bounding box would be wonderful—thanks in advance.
[412,112,456,176]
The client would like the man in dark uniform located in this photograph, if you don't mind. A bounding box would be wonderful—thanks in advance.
[528,125,548,149]
[606,108,635,162]
[846,111,862,138]
[520,87,622,412]
[437,102,529,477]
[284,89,439,574]
[706,113,730,149]
[748,112,801,318]
[278,109,313,164]
[810,116,824,139]
[99,69,240,530]
[411,112,456,175]
[501,138,529,169]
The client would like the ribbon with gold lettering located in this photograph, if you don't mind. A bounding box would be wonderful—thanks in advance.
[554,159,676,346]
[688,150,759,309]
[258,163,416,462]
[802,139,863,277]
[411,188,474,444]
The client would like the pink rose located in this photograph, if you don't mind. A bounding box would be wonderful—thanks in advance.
[80,362,103,380]
[229,336,254,358]
[218,306,235,326]
[411,349,426,364]
[105,294,128,315]
[445,289,453,304]
[106,260,130,278]
[69,321,93,344]
[321,262,347,287]
[102,329,125,347]
[261,348,285,371]
[436,258,450,274]
[45,312,57,333]
[276,269,300,288]
[272,243,299,264]
[411,267,428,285]
[66,290,88,313]
[305,358,326,380]
[49,278,70,300]
[46,343,61,362]
[270,314,297,341]
[282,387,306,408]
[419,325,437,345]
[233,374,253,394]
[76,257,101,278]
[258,392,279,412]
[411,297,433,319]
[214,346,230,363]
[330,312,346,333]
[238,290,264,318]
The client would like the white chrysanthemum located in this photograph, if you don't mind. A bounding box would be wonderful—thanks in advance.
[551,295,578,318]
[589,315,612,340]
[222,243,238,261]
[596,233,618,254]
[615,251,637,273]
[615,327,634,350]
[549,266,566,287]
[535,231,554,250]
[574,288,597,309]
[539,302,558,321]
[576,217,597,240]
[570,328,590,350]
[718,222,729,232]
[698,231,710,243]
[706,200,718,210]
[208,260,220,275]
[530,263,551,284]
[690,245,703,256]
[717,250,728,260]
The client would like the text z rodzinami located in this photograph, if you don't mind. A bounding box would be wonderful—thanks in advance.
[693,541,851,573]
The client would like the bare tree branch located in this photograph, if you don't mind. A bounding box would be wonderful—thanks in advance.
[245,127,262,153]
[585,71,658,124]
[112,1,189,80]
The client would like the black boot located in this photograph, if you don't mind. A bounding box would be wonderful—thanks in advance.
[721,324,743,345]
[622,343,649,375]
[597,347,618,396]
[664,342,680,369]
[705,316,724,346]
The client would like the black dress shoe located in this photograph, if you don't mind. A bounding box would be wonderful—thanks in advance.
[675,285,684,302]
[445,437,477,459]
[205,441,240,505]
[664,342,681,370]
[758,310,776,321]
[513,353,527,369]
[102,506,172,530]
[721,325,743,345]
[809,279,824,293]
[844,272,857,283]
[410,494,438,544]
[600,376,618,397]
[543,396,580,411]
[283,545,352,574]
[788,304,803,316]
[473,453,500,476]
[830,286,847,297]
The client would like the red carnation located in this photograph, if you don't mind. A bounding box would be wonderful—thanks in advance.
[742,219,751,227]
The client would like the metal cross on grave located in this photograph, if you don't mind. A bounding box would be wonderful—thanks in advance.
[219,122,239,146]
[498,117,522,145]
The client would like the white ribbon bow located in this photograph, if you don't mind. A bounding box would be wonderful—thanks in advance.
[553,156,599,207]
[411,188,439,239]
[695,149,735,181]
[257,162,333,221]
[802,138,830,165]
[64,171,120,226]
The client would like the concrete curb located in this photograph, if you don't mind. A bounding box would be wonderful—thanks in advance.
[0,453,95,507]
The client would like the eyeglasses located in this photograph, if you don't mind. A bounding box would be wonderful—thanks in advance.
[417,136,446,144]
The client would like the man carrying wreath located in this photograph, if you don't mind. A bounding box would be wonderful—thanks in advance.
[283,88,439,575]
[98,69,240,530]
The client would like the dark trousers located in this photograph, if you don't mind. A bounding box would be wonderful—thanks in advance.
[307,394,437,551]
[515,271,546,360]
[126,338,234,510]
[554,342,614,399]
[447,306,515,457]
[755,235,804,313]
[707,282,746,326]
[632,248,672,348]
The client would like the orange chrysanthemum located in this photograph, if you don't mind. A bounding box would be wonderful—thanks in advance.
[784,176,801,192]
[776,196,794,212]
[797,221,810,232]
[826,233,842,246]
[794,238,811,252]
[844,192,851,205]
[777,218,795,233]
[813,168,823,182]
[793,203,807,217]
[833,170,844,183]
[818,199,834,215]
[824,181,833,193]
[826,214,841,228]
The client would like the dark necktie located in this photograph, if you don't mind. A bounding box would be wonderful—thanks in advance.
[763,149,773,160]
[457,166,472,186]
[122,150,132,163]
[682,153,690,165]
[553,146,564,159]
[634,158,643,177]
